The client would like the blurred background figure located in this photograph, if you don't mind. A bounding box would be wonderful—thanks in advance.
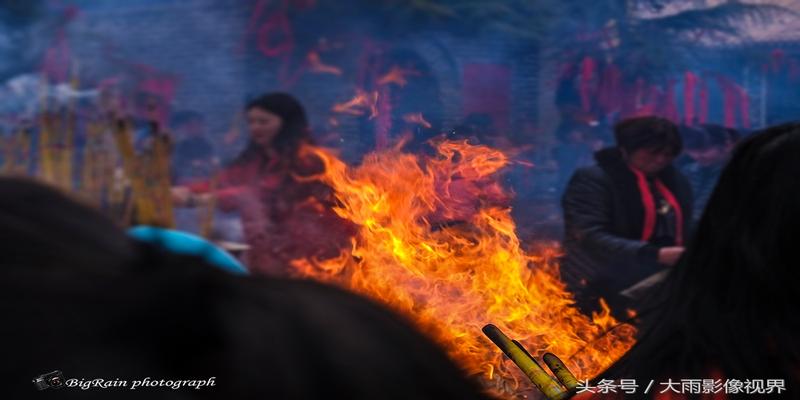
[170,110,215,185]
[680,124,739,223]
[171,93,355,276]
[561,116,692,318]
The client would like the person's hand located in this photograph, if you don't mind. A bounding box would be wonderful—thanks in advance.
[171,187,192,206]
[658,246,685,266]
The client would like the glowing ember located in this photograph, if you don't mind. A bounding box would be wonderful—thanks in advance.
[292,141,636,396]
[402,112,432,129]
[377,66,420,87]
[331,89,379,119]
[306,51,342,75]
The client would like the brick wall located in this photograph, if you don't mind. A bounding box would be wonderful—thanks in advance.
[53,1,540,161]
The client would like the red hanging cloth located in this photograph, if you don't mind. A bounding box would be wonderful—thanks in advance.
[698,77,709,124]
[598,63,622,115]
[662,79,679,123]
[579,56,597,112]
[684,71,698,125]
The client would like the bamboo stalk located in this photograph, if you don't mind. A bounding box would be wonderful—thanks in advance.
[60,63,80,191]
[81,121,102,205]
[200,163,220,238]
[38,113,56,183]
[152,131,174,227]
[113,118,156,225]
[482,324,574,400]
[102,118,125,215]
[19,127,32,175]
[5,127,33,175]
[1,132,11,174]
[36,77,56,183]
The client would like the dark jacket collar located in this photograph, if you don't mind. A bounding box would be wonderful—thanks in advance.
[589,147,692,245]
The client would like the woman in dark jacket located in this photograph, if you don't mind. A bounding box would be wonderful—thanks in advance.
[561,116,692,317]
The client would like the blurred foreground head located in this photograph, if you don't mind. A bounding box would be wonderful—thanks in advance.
[0,178,490,399]
[0,177,136,273]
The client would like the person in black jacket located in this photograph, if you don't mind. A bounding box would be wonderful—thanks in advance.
[681,124,738,224]
[561,116,692,318]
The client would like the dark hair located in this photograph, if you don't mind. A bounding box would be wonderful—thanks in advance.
[600,123,800,396]
[1,245,492,399]
[0,177,136,273]
[614,116,682,155]
[232,92,313,169]
[0,177,490,399]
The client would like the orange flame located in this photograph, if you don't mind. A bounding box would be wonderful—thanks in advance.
[402,112,432,129]
[293,141,635,395]
[306,51,342,76]
[332,89,379,119]
[377,66,420,87]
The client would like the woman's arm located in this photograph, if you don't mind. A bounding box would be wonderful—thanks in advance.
[175,165,250,211]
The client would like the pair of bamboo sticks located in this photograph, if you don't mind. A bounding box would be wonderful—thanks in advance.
[483,324,580,400]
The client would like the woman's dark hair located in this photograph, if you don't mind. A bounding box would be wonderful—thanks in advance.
[232,92,313,169]
[600,123,800,396]
[614,116,682,156]
[2,245,493,399]
[0,177,136,272]
[0,177,490,399]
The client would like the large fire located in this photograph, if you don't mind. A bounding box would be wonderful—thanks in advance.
[293,140,636,396]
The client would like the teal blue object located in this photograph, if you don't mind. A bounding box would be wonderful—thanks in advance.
[128,226,248,275]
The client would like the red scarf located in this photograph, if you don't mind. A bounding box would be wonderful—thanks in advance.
[629,166,684,246]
